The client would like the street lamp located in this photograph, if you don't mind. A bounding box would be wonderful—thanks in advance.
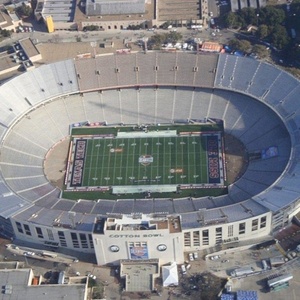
[256,14,259,27]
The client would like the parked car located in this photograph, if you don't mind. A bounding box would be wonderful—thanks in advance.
[193,252,198,260]
[189,253,194,261]
[262,259,269,270]
[23,251,35,256]
[210,255,220,260]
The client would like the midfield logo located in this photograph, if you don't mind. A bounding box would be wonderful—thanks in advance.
[139,155,153,166]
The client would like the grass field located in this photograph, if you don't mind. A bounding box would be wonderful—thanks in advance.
[65,124,225,196]
[80,135,208,187]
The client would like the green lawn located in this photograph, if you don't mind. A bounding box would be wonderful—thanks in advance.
[64,124,227,199]
[80,135,208,187]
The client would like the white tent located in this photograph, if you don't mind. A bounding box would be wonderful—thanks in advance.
[162,262,179,287]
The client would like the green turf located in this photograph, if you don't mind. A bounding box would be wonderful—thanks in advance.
[64,123,227,200]
[81,135,208,187]
[62,187,228,200]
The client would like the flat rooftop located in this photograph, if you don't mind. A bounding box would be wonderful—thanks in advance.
[104,215,181,233]
[120,259,159,292]
[0,268,87,300]
[19,38,40,58]
[74,0,154,23]
[0,6,14,28]
[0,51,19,73]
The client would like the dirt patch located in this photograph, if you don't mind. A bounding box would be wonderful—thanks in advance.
[44,137,70,189]
[224,133,249,184]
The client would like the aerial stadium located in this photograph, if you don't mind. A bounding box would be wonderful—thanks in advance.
[0,51,300,266]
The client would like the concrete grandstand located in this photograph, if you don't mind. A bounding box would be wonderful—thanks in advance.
[0,52,299,265]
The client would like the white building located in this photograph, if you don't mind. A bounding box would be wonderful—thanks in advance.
[93,215,183,265]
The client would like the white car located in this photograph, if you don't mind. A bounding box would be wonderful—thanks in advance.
[193,252,198,260]
[210,255,220,260]
[189,253,194,261]
[23,251,35,256]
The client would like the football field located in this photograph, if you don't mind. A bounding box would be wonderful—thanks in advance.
[84,135,207,187]
[66,128,224,193]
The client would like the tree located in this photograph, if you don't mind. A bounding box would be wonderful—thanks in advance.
[165,31,182,44]
[148,32,182,49]
[270,25,290,50]
[229,39,251,53]
[16,4,32,18]
[256,24,269,40]
[252,44,269,58]
[238,7,257,26]
[0,29,11,38]
[224,12,239,28]
[83,25,99,31]
[148,34,165,49]
[260,6,285,27]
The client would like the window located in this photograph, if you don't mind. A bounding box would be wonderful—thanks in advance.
[193,231,200,246]
[44,241,59,248]
[88,234,94,249]
[228,225,233,237]
[202,229,209,246]
[71,232,80,248]
[23,224,31,236]
[47,229,54,240]
[128,241,147,248]
[252,219,258,231]
[16,222,23,234]
[260,216,267,228]
[58,231,67,247]
[184,232,191,247]
[35,227,44,239]
[79,233,88,248]
[239,222,246,235]
[128,242,134,247]
[215,227,222,243]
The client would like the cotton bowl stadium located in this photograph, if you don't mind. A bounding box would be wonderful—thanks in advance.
[0,51,300,267]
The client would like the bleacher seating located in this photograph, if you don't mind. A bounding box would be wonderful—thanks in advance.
[156,53,176,85]
[0,52,300,230]
[115,54,138,87]
[189,88,212,120]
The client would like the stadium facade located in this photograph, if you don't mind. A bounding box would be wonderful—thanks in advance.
[0,52,300,265]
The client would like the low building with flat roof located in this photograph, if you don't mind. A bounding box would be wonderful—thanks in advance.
[0,268,88,300]
[0,4,22,31]
[0,38,41,76]
[18,38,42,62]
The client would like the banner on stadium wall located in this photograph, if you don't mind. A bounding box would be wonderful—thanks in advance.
[129,245,149,260]
[71,121,107,128]
[261,146,279,160]
[71,121,89,127]
[206,135,221,184]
